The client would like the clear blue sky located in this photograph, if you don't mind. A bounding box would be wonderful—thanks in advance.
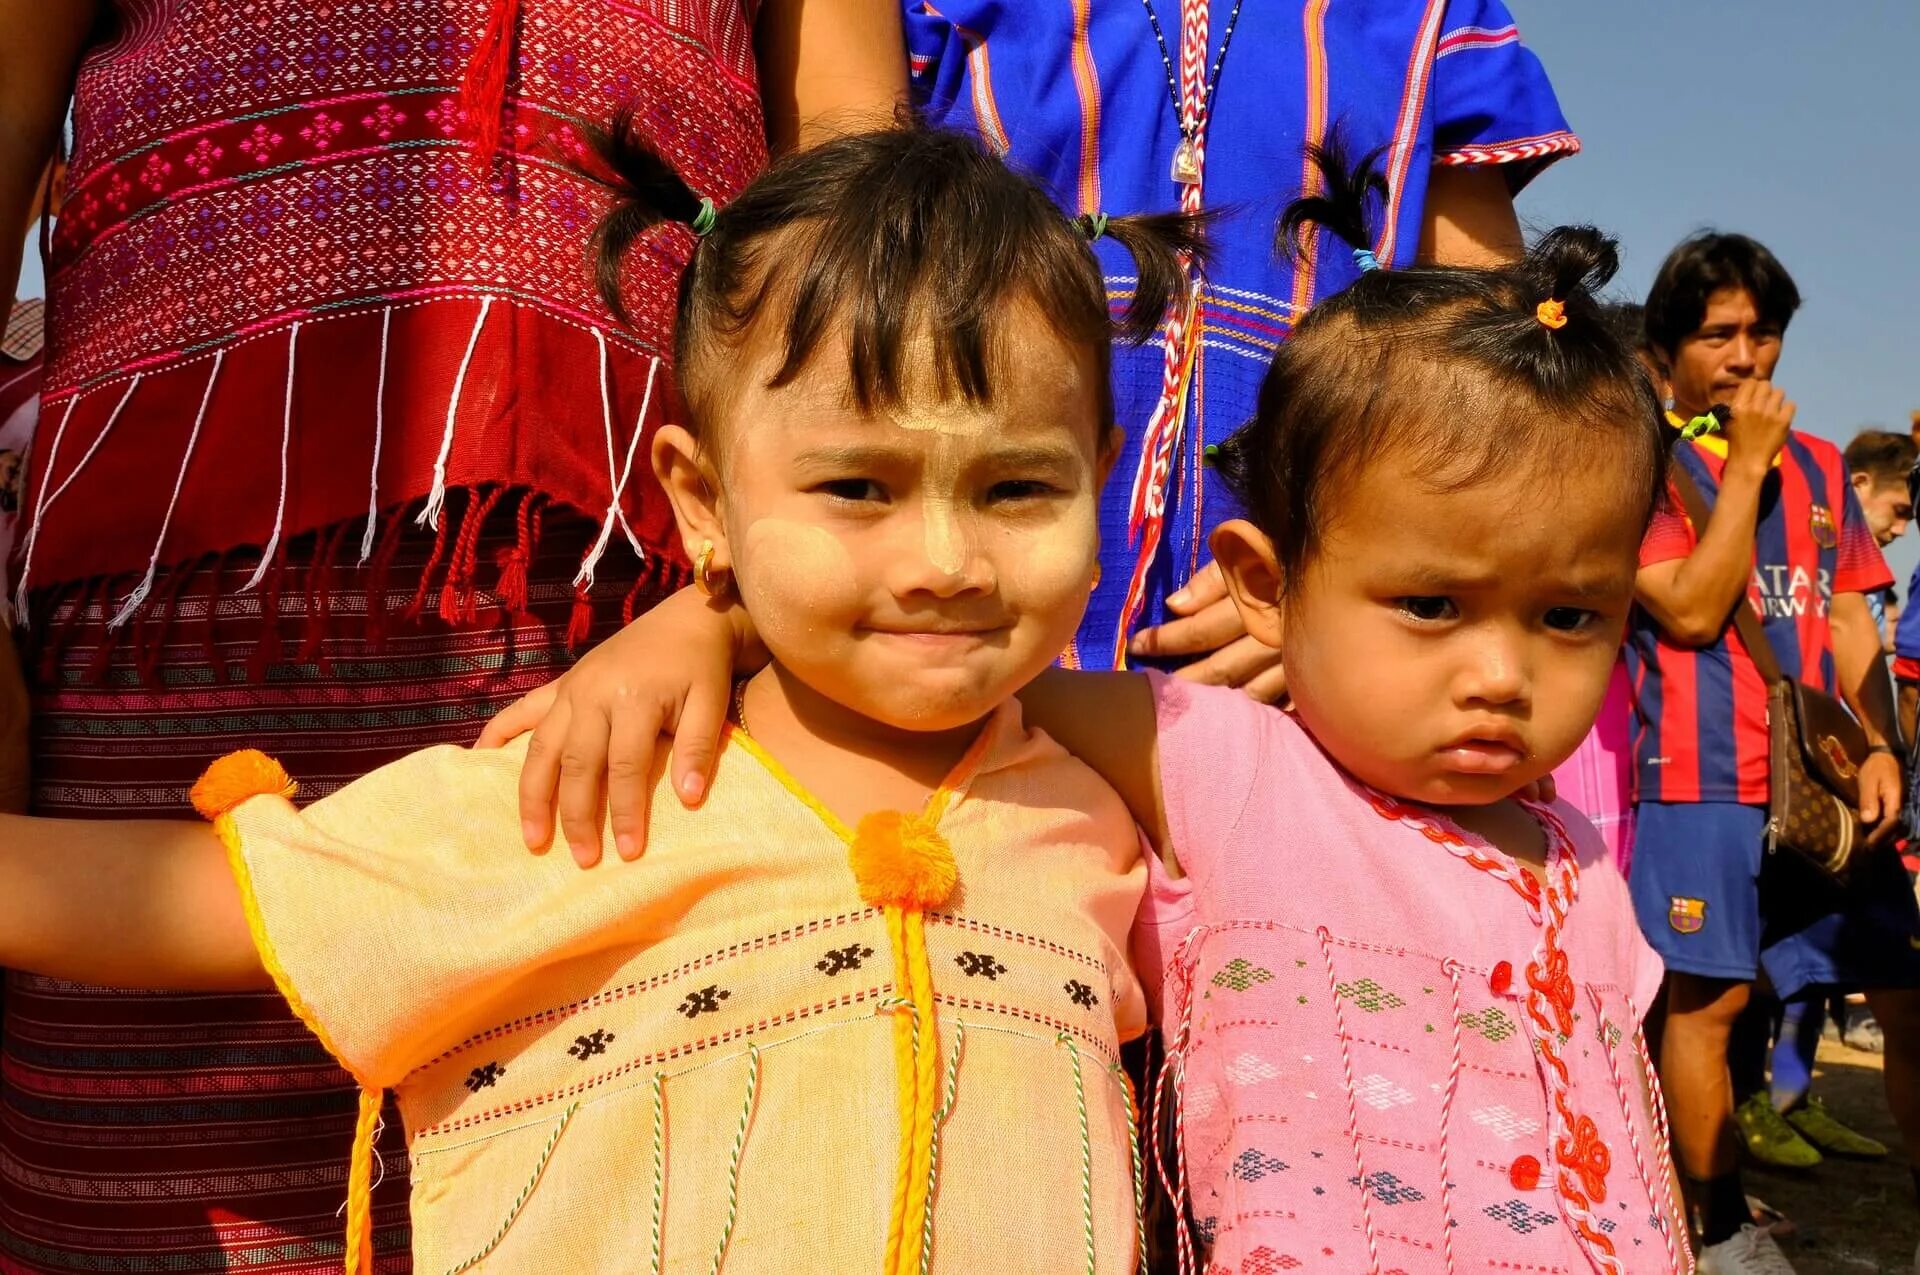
[16,3,1920,572]
[1510,0,1920,584]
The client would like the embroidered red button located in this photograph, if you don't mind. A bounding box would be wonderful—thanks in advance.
[1509,1155,1542,1191]
[1490,961,1514,995]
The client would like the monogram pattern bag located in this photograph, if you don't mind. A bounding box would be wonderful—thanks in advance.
[1667,464,1875,883]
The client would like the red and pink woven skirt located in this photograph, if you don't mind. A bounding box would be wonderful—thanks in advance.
[2,500,674,1274]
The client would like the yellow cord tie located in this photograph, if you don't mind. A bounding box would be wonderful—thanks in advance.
[343,1086,383,1274]
[1535,297,1569,330]
[850,809,958,1275]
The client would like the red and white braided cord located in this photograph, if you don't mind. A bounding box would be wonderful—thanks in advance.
[1591,987,1690,1273]
[1153,927,1204,1275]
[1115,0,1209,662]
[1317,925,1386,1274]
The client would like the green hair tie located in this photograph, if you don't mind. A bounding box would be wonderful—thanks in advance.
[1082,212,1109,242]
[690,197,718,238]
[1680,412,1722,441]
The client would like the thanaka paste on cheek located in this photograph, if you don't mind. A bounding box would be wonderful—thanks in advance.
[734,517,859,649]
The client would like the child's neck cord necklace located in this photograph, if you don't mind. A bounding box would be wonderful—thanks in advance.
[1139,0,1248,185]
[732,679,752,737]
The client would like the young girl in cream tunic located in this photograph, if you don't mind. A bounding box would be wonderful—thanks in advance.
[0,125,1202,1274]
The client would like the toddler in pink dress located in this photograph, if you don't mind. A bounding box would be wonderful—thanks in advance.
[1136,675,1673,1272]
[1011,151,1692,1272]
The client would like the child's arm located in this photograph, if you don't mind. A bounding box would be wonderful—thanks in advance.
[0,813,269,990]
[1016,669,1171,860]
[481,586,1176,864]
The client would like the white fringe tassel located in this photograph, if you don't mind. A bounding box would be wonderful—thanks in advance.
[12,394,81,627]
[240,322,302,593]
[108,350,225,629]
[419,295,493,531]
[573,340,657,593]
[359,306,393,563]
[14,374,143,625]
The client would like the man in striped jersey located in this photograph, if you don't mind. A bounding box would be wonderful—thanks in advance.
[1624,232,1920,1273]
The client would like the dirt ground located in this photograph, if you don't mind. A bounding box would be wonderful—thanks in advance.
[1744,1039,1916,1273]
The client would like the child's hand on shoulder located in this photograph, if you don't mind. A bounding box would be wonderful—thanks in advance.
[476,586,760,866]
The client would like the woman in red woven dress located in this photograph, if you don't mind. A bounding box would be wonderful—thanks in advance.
[0,3,901,1270]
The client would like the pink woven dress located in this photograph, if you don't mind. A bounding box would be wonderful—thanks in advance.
[1135,675,1686,1275]
[1550,661,1637,876]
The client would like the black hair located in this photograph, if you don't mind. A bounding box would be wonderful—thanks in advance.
[1843,429,1917,488]
[1211,142,1667,588]
[577,114,1207,434]
[1602,301,1651,356]
[1643,231,1801,357]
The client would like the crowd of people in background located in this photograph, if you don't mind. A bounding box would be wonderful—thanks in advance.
[0,4,1916,1274]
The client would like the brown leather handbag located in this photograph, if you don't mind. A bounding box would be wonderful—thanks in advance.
[1667,465,1878,883]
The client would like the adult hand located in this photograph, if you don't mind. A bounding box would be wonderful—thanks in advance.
[1722,379,1794,476]
[1857,749,1904,846]
[1128,560,1288,703]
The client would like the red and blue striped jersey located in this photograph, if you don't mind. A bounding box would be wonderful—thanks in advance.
[1626,430,1891,804]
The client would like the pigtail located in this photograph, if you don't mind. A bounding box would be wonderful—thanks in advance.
[1096,210,1215,343]
[1469,224,1641,398]
[1276,136,1390,267]
[1523,226,1621,326]
[572,102,709,324]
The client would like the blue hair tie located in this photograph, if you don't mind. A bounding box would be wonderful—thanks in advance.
[1352,248,1381,273]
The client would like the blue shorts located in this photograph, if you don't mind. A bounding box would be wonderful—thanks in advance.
[1629,801,1920,1001]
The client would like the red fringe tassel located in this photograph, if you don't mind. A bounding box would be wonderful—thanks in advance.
[460,0,522,169]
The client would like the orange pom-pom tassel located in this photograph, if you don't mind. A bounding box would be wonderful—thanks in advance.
[190,749,297,821]
[848,811,958,911]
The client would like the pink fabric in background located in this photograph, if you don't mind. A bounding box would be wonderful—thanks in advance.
[1553,660,1637,876]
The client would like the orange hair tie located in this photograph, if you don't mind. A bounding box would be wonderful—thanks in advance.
[1536,297,1569,330]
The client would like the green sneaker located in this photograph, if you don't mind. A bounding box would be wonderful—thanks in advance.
[1785,1097,1888,1158]
[1735,1093,1823,1169]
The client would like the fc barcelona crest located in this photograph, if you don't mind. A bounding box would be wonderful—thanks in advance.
[1809,504,1838,549]
[1669,896,1707,934]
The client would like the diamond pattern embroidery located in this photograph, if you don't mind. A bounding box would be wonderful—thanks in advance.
[1186,1083,1221,1121]
[1334,977,1405,1012]
[1462,1007,1519,1042]
[1240,1249,1303,1273]
[1470,1104,1543,1142]
[1350,1171,1424,1205]
[1230,1149,1288,1181]
[1354,1073,1415,1110]
[1225,1052,1280,1086]
[1212,959,1274,992]
[1486,1198,1560,1234]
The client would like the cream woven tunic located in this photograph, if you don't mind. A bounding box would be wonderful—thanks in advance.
[209,700,1149,1273]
